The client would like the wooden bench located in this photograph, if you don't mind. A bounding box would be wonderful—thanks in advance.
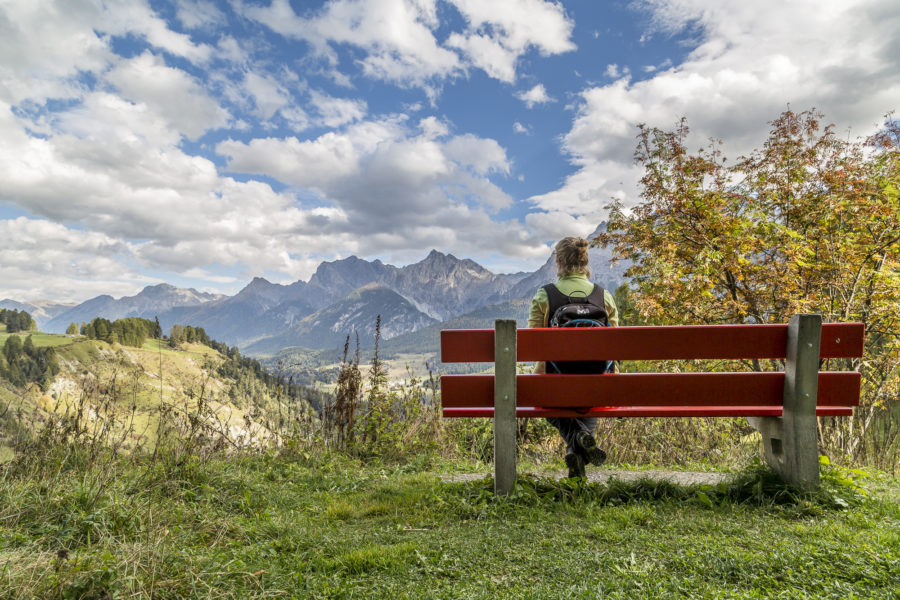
[440,315,865,494]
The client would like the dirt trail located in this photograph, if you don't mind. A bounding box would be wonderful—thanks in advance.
[444,469,730,486]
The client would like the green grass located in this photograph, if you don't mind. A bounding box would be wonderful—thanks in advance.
[0,452,897,599]
[0,331,76,348]
[141,338,182,356]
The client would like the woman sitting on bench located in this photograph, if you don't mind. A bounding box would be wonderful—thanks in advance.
[528,236,619,478]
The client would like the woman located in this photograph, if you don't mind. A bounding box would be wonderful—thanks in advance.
[528,236,619,478]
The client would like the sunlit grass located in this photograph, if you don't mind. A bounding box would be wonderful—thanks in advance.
[0,452,896,599]
[0,332,76,348]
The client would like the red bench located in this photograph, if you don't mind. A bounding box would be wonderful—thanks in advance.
[440,315,865,494]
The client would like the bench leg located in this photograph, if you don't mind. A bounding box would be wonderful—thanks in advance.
[750,314,822,490]
[494,319,517,495]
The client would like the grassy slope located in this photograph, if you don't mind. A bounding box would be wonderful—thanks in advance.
[0,454,897,599]
[0,330,77,348]
[3,337,288,455]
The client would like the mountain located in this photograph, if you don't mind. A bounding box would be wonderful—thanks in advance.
[245,284,438,356]
[306,250,519,321]
[155,277,315,346]
[22,223,629,355]
[44,284,225,333]
[0,299,75,330]
[306,256,398,308]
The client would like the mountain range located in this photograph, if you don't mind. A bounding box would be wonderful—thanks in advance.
[14,225,628,356]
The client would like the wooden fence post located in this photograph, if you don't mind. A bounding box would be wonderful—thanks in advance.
[493,319,517,495]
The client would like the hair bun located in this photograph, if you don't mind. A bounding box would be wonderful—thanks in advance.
[576,238,589,249]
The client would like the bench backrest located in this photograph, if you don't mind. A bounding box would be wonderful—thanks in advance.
[440,323,865,419]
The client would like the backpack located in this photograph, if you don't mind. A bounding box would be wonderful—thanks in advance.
[542,283,615,375]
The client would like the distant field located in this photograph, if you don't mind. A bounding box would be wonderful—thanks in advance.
[0,331,77,348]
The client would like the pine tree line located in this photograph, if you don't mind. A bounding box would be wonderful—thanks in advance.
[0,335,59,390]
[0,309,36,333]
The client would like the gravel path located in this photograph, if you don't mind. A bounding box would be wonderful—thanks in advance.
[443,469,730,486]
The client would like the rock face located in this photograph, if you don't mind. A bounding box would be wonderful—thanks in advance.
[156,278,314,346]
[21,223,629,353]
[305,250,516,321]
[245,284,437,355]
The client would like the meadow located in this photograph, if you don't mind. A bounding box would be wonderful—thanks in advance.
[0,449,897,599]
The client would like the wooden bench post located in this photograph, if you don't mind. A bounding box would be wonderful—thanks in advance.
[493,319,517,495]
[750,314,822,489]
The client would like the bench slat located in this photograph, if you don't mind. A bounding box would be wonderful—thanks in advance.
[441,372,861,408]
[440,323,864,362]
[442,406,855,418]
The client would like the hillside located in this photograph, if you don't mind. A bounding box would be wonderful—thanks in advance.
[0,332,325,457]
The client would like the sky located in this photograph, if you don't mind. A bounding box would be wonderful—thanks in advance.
[1,0,898,304]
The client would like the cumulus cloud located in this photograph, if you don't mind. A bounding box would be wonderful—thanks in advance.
[215,115,537,255]
[513,121,530,134]
[244,0,460,90]
[0,1,110,104]
[244,0,575,88]
[0,217,151,303]
[516,83,554,108]
[107,52,230,139]
[309,90,367,127]
[176,0,226,30]
[532,0,900,216]
[447,0,576,83]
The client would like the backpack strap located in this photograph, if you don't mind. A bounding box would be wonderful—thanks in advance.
[542,283,570,320]
[586,284,606,309]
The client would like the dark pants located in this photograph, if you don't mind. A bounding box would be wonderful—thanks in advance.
[546,417,598,454]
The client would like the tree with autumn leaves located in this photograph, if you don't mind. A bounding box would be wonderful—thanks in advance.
[599,109,899,465]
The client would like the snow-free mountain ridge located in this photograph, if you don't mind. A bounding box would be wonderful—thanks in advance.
[20,225,627,355]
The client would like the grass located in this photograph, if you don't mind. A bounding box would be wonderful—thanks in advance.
[0,332,76,348]
[0,452,897,599]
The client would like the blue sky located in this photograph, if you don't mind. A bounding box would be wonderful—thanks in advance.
[1,0,898,303]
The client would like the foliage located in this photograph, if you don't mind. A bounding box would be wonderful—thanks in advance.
[599,108,900,468]
[0,308,36,333]
[0,335,59,390]
[81,316,162,347]
[319,316,442,461]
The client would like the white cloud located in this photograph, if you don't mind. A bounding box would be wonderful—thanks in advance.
[443,134,510,176]
[604,64,629,79]
[0,0,110,104]
[244,0,575,89]
[107,52,230,139]
[513,121,531,134]
[244,0,460,90]
[242,70,292,121]
[516,83,554,108]
[214,115,533,257]
[0,217,150,303]
[447,0,576,83]
[533,0,900,217]
[309,90,368,127]
[100,0,213,64]
[419,116,450,139]
[176,1,226,30]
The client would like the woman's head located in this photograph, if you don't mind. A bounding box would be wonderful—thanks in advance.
[555,237,591,278]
